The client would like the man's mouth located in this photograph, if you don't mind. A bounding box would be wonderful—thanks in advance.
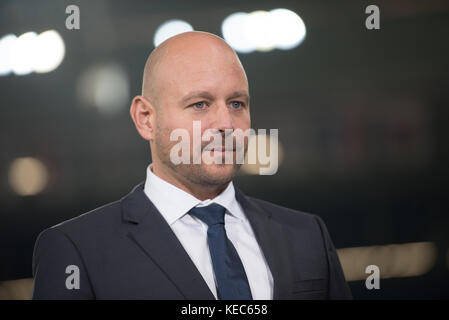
[204,146,235,152]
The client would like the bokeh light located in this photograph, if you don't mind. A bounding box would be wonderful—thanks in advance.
[0,30,65,76]
[222,8,306,53]
[153,19,194,47]
[8,157,49,196]
[77,63,130,115]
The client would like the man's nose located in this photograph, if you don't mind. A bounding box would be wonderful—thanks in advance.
[212,102,234,132]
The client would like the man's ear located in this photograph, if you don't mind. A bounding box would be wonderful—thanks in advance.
[130,95,156,141]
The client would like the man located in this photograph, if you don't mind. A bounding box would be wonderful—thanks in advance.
[32,31,352,300]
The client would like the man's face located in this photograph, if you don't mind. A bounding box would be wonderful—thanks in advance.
[152,43,251,187]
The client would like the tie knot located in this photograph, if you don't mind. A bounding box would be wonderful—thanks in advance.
[189,203,226,227]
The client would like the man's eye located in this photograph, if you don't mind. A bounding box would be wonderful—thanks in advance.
[193,102,207,109]
[231,101,243,109]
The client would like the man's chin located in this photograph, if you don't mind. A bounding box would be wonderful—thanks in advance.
[199,163,238,185]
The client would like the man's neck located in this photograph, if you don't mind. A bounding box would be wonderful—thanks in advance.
[150,162,229,201]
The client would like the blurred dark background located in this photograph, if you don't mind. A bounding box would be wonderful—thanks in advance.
[0,0,448,299]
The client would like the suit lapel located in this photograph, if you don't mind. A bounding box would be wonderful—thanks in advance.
[121,182,215,300]
[120,181,293,300]
[235,187,294,299]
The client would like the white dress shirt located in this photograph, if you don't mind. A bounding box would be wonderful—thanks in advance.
[143,163,274,299]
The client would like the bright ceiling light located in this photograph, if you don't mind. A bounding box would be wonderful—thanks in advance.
[221,12,254,54]
[11,32,37,75]
[245,11,275,52]
[0,29,65,76]
[153,19,194,47]
[268,8,306,50]
[33,30,65,73]
[0,34,17,76]
[221,8,307,53]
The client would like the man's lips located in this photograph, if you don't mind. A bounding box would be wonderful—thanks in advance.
[204,146,236,151]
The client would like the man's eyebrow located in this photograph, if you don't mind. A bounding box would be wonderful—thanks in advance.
[180,91,215,105]
[180,90,250,105]
[227,91,250,103]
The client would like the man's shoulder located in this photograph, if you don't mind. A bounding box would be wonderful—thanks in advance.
[243,194,320,228]
[37,199,123,242]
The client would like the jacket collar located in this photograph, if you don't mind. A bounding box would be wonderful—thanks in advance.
[121,181,293,299]
[234,186,294,299]
[121,181,215,299]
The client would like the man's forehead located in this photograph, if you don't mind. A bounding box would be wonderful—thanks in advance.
[142,32,247,100]
[156,49,247,90]
[160,46,240,73]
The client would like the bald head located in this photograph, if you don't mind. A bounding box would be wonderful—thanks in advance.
[141,31,247,108]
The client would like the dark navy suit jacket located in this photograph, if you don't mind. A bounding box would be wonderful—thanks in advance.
[32,182,352,299]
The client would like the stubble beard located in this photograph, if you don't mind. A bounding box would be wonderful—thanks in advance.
[154,126,244,188]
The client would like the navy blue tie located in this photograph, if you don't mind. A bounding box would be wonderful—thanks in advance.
[189,203,253,300]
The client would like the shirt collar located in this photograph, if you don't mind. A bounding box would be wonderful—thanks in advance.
[143,163,245,225]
